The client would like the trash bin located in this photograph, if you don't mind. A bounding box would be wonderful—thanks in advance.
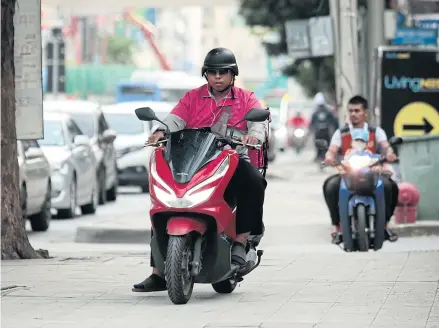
[396,134,439,221]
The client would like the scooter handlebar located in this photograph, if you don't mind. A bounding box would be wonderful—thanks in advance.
[143,139,168,147]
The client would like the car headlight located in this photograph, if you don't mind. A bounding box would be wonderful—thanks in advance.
[51,161,69,175]
[150,156,230,208]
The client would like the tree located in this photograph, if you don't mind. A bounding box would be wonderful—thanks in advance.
[1,0,48,259]
[106,35,135,65]
[239,0,394,97]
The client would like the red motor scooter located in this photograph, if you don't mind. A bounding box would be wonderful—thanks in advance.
[135,106,268,305]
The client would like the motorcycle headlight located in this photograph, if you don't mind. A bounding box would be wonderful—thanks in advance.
[293,129,305,138]
[151,156,230,208]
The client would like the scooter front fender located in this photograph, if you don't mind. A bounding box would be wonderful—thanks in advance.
[166,217,207,236]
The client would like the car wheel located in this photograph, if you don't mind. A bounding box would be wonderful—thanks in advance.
[98,168,107,205]
[81,181,98,215]
[29,182,52,232]
[58,176,77,219]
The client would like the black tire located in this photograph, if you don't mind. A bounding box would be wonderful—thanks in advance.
[98,168,107,205]
[106,184,117,202]
[29,183,51,232]
[212,279,237,294]
[165,235,195,305]
[81,183,98,215]
[356,204,369,252]
[58,176,77,219]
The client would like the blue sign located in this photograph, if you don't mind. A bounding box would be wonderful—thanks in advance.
[415,19,439,30]
[392,27,437,45]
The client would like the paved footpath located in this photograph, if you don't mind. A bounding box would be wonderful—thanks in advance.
[2,250,439,328]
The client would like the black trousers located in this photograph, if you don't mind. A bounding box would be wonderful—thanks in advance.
[150,158,267,267]
[322,174,399,226]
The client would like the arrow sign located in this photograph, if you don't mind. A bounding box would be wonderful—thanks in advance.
[403,118,434,134]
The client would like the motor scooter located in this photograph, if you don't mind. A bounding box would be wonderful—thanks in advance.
[135,106,269,304]
[289,127,307,154]
[316,136,402,252]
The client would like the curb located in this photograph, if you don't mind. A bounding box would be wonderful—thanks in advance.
[75,226,151,244]
[391,222,439,237]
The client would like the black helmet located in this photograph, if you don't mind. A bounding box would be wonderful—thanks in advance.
[201,47,239,76]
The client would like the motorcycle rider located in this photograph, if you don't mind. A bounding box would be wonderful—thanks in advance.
[309,92,339,162]
[322,95,399,244]
[132,47,268,292]
[288,110,309,129]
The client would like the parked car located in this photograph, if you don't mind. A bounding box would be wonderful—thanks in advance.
[101,101,176,193]
[44,100,118,204]
[18,140,52,231]
[39,112,98,218]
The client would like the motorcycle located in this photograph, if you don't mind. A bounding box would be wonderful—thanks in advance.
[135,106,269,304]
[316,136,403,252]
[289,127,307,154]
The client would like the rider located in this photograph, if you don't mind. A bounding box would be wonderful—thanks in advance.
[309,92,339,161]
[288,110,309,129]
[322,95,399,244]
[132,47,268,293]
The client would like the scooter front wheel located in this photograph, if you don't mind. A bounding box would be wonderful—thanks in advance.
[165,235,195,304]
[212,279,237,294]
[356,204,369,252]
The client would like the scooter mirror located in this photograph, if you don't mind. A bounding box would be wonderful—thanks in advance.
[389,136,403,146]
[135,107,157,122]
[243,108,270,122]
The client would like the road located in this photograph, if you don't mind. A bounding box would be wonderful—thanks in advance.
[3,149,438,328]
[27,148,439,255]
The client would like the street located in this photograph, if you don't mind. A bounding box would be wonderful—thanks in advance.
[3,149,439,328]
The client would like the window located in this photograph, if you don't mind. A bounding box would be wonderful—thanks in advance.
[39,120,65,146]
[66,119,83,143]
[69,112,96,138]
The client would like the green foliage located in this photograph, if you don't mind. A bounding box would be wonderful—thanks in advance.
[106,35,135,65]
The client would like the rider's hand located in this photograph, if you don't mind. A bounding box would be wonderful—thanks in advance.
[385,149,398,162]
[147,131,165,145]
[241,135,259,146]
[323,152,335,165]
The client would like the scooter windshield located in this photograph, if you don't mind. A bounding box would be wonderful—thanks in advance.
[166,129,222,184]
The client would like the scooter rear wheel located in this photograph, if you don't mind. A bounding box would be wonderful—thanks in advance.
[356,204,369,252]
[165,235,195,304]
[212,279,237,294]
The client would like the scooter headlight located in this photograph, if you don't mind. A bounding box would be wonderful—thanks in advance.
[293,128,305,138]
[151,156,230,208]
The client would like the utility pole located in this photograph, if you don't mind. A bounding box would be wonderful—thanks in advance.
[367,0,385,124]
[330,0,359,125]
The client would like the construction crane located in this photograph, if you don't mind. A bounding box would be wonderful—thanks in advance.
[123,9,172,71]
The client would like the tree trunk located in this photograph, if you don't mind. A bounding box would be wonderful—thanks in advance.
[1,0,46,259]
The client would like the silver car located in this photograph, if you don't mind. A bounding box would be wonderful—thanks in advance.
[101,101,175,193]
[18,140,52,231]
[44,100,118,204]
[39,112,98,218]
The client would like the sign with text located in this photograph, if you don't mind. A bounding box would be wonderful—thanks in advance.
[378,47,439,138]
[14,0,43,140]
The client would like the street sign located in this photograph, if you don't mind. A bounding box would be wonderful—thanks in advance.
[308,16,334,57]
[377,47,439,138]
[393,102,439,136]
[285,19,310,58]
[392,27,437,45]
[285,16,334,58]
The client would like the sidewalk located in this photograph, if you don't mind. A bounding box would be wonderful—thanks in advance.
[2,250,439,328]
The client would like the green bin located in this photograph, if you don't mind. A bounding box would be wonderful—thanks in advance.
[397,134,439,220]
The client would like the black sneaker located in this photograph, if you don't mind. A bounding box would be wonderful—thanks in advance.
[132,274,167,292]
[385,228,398,242]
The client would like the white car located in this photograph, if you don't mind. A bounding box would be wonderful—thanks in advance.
[101,101,176,193]
[39,112,98,218]
[270,112,287,152]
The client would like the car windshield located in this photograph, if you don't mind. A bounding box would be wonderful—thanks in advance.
[39,120,65,146]
[68,112,95,137]
[104,113,145,135]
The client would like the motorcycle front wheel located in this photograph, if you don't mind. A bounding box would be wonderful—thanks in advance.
[165,235,195,304]
[356,204,369,252]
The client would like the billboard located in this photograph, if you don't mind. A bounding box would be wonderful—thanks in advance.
[377,47,439,138]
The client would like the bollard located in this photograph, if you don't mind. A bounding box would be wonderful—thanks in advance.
[394,182,420,224]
